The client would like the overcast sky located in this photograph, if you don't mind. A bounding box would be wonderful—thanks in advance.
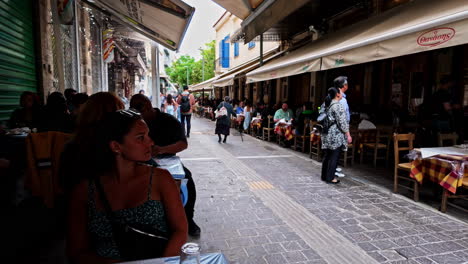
[177,0,225,59]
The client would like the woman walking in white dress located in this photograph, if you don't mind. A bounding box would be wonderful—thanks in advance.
[164,94,179,119]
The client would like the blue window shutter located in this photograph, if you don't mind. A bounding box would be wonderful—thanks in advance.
[234,42,239,57]
[248,41,255,49]
[219,41,223,66]
[223,39,230,68]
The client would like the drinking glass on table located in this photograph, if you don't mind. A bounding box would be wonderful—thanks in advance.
[179,242,200,264]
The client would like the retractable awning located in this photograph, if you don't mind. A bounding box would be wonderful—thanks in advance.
[245,48,321,84]
[247,0,468,82]
[189,76,217,92]
[321,0,468,70]
[213,49,283,87]
[211,0,264,19]
[85,0,194,51]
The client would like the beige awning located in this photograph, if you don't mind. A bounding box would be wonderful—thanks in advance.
[189,76,217,92]
[213,49,284,87]
[245,49,321,84]
[247,0,468,82]
[321,0,468,70]
[211,0,264,19]
[86,0,194,51]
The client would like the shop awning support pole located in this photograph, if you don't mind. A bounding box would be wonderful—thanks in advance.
[151,42,160,108]
[260,33,264,66]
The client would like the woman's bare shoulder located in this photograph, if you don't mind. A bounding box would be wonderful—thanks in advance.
[152,167,174,182]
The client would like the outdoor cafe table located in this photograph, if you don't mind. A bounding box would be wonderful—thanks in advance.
[250,117,262,129]
[274,121,293,141]
[118,252,229,264]
[310,131,320,145]
[410,147,468,194]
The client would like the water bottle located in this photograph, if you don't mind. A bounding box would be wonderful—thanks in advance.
[179,242,200,264]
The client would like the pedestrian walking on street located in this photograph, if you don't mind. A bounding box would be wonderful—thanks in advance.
[177,86,195,138]
[320,87,352,184]
[215,96,236,143]
[164,94,179,119]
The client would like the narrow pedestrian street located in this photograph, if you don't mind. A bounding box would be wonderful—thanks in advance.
[183,117,468,264]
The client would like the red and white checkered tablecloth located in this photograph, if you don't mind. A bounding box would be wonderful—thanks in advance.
[310,133,321,145]
[274,123,293,141]
[250,117,262,129]
[410,153,467,194]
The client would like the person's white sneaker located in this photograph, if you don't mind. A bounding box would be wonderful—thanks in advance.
[336,167,342,172]
[337,173,345,177]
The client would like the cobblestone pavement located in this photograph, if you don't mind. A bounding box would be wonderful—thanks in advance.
[182,117,468,264]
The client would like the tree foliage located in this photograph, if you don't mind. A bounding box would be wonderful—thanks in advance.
[166,40,215,89]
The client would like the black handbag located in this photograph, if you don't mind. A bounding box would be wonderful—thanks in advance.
[94,176,169,261]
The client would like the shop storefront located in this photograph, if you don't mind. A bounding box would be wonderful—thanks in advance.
[0,0,38,121]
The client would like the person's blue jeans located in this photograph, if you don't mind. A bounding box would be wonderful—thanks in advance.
[181,114,192,136]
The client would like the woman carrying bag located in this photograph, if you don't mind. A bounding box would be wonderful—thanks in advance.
[67,110,187,263]
[320,88,352,184]
[215,96,236,143]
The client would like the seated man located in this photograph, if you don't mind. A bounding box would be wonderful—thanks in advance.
[130,94,201,237]
[274,102,294,123]
[235,101,244,115]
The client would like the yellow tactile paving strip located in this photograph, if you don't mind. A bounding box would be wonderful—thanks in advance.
[247,181,275,190]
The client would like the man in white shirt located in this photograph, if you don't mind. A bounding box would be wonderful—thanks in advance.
[334,76,350,177]
[334,76,350,123]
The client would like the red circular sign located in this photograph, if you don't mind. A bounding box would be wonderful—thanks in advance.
[417,27,455,47]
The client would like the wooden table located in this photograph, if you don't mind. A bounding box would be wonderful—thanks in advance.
[410,147,468,212]
[274,122,293,141]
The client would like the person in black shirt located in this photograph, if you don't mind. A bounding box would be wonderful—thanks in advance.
[130,94,201,237]
[253,102,271,129]
[292,102,315,135]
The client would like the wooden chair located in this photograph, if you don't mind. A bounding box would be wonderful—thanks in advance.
[292,119,311,152]
[262,115,275,142]
[437,132,458,147]
[440,177,468,213]
[359,129,390,167]
[340,129,358,167]
[25,131,73,208]
[309,121,321,160]
[393,133,419,201]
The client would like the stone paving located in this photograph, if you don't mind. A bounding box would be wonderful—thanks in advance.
[182,117,468,264]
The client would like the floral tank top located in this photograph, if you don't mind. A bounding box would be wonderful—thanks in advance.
[87,172,168,259]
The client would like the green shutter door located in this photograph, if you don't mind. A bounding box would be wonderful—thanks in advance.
[0,0,37,121]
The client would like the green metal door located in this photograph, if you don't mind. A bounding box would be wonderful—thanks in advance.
[0,0,37,121]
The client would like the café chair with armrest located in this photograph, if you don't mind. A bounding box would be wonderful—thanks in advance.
[393,133,419,201]
[437,132,458,147]
[262,115,275,142]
